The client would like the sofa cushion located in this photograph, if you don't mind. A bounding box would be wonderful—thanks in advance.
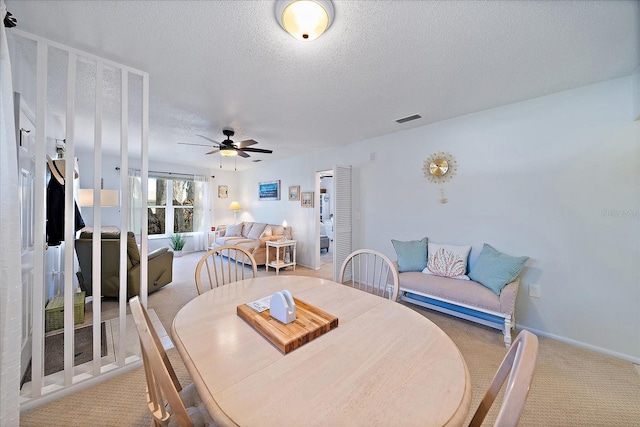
[216,236,252,246]
[400,272,504,313]
[469,244,529,295]
[271,225,285,237]
[225,223,243,237]
[234,240,261,251]
[247,223,267,240]
[242,222,253,237]
[391,237,428,272]
[423,242,471,280]
[216,237,259,250]
[260,225,273,237]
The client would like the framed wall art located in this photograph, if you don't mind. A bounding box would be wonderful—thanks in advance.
[301,191,314,208]
[259,180,281,201]
[288,185,300,201]
[218,185,228,198]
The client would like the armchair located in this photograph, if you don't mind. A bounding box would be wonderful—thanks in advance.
[75,230,174,298]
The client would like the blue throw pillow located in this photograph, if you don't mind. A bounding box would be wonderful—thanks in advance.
[391,237,428,272]
[469,244,529,295]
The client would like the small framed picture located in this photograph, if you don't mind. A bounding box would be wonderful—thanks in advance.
[301,191,314,208]
[218,185,228,198]
[289,185,300,201]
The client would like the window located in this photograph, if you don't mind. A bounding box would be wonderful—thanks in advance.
[172,179,196,234]
[131,175,205,236]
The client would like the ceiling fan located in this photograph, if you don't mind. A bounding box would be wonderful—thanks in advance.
[179,128,273,158]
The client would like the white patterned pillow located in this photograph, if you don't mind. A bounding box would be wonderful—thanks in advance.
[422,242,471,280]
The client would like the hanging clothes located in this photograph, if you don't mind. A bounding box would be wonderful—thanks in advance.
[46,161,85,247]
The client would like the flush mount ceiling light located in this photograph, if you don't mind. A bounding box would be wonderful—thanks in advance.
[276,0,334,41]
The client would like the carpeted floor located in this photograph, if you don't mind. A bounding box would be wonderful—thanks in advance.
[21,322,107,386]
[20,251,640,426]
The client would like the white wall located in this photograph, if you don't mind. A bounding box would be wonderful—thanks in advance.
[235,163,316,267]
[233,76,639,362]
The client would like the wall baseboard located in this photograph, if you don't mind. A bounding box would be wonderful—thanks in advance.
[516,323,640,365]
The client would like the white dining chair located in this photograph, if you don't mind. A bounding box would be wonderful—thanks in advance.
[129,296,216,427]
[339,249,399,301]
[469,329,539,427]
[195,245,258,295]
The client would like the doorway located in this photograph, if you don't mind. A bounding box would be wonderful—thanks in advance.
[315,166,351,281]
[318,170,333,272]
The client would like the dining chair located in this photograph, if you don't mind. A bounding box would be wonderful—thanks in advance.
[339,249,399,301]
[195,245,258,295]
[129,296,216,427]
[469,330,539,427]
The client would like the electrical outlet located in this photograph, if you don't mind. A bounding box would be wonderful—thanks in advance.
[529,284,541,298]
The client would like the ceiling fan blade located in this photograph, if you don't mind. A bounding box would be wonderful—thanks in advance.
[238,139,258,148]
[206,148,220,155]
[236,149,251,158]
[241,147,273,154]
[178,142,213,147]
[196,134,222,145]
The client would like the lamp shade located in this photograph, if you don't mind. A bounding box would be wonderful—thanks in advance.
[276,0,334,41]
[78,189,119,207]
[229,201,242,211]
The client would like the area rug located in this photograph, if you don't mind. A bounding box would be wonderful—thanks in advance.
[21,322,107,386]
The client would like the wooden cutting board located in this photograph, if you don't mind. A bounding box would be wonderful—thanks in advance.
[237,297,338,354]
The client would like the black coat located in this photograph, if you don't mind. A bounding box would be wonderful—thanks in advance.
[46,176,85,246]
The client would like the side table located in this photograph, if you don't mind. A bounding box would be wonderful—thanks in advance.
[207,230,221,248]
[266,240,297,275]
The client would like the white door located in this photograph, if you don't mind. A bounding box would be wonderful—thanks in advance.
[332,165,352,282]
[18,98,36,383]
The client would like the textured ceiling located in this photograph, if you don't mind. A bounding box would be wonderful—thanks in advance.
[6,0,640,171]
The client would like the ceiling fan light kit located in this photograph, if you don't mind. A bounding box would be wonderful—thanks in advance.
[220,146,237,157]
[276,0,334,41]
[181,128,273,166]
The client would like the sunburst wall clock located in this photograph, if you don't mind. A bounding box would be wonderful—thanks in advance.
[424,152,457,183]
[423,151,457,203]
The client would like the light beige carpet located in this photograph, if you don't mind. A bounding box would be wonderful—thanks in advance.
[20,251,640,426]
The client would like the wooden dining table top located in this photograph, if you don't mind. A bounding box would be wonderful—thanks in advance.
[171,275,472,427]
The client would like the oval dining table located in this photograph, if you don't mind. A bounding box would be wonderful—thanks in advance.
[171,275,472,427]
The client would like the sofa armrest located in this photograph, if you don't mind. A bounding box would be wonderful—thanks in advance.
[259,236,279,245]
[148,247,169,260]
[499,278,520,315]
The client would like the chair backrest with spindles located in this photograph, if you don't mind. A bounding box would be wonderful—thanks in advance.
[339,249,399,301]
[129,296,193,427]
[195,246,258,295]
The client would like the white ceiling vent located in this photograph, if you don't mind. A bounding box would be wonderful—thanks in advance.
[395,114,422,124]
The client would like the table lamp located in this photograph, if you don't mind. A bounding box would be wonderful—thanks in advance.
[229,201,242,222]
